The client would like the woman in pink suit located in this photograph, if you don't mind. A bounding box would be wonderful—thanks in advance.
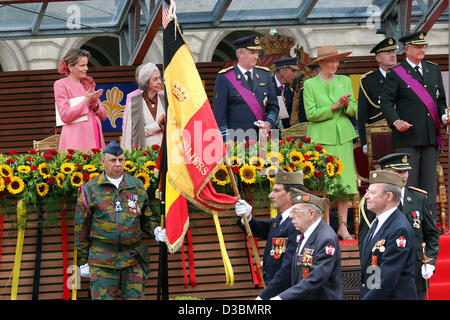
[54,48,107,152]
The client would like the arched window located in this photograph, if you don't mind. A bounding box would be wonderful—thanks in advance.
[212,30,263,63]
[80,36,120,67]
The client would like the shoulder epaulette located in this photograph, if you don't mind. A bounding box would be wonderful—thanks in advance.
[408,186,428,195]
[424,60,438,66]
[218,66,234,74]
[360,70,374,81]
[387,63,401,72]
[254,66,270,72]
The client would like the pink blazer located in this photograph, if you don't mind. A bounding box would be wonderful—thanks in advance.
[54,77,107,152]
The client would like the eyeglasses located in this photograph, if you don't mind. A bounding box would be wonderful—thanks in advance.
[291,208,311,215]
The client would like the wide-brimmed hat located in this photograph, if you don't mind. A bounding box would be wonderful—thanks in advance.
[310,46,351,65]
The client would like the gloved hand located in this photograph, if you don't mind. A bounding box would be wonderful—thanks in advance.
[80,263,90,278]
[235,199,252,219]
[421,264,435,280]
[154,226,167,242]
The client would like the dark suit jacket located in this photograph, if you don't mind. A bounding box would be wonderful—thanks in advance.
[380,60,447,148]
[213,66,279,140]
[360,208,417,300]
[271,75,295,129]
[238,213,300,299]
[357,69,386,146]
[278,219,344,300]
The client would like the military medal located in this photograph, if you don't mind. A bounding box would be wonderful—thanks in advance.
[271,238,287,259]
[300,248,314,266]
[371,255,378,267]
[263,96,268,107]
[301,268,310,279]
[372,239,386,253]
[436,89,440,99]
[127,193,139,217]
[412,211,421,229]
[115,200,123,212]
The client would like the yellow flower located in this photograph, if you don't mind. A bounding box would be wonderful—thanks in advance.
[60,163,75,174]
[248,156,264,170]
[17,165,31,174]
[228,156,242,167]
[70,172,83,187]
[56,173,65,188]
[0,164,13,178]
[144,161,156,173]
[135,172,150,190]
[124,160,136,173]
[82,164,97,172]
[240,164,256,184]
[326,162,335,177]
[305,151,319,161]
[0,177,5,192]
[265,166,278,182]
[280,165,293,172]
[212,164,230,186]
[289,150,304,164]
[36,182,49,197]
[267,152,284,165]
[321,148,329,154]
[301,161,315,179]
[38,163,50,178]
[7,176,25,195]
[89,172,100,180]
[336,159,344,175]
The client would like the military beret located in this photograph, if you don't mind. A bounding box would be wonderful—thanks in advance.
[274,170,304,185]
[103,140,124,156]
[370,37,397,54]
[378,153,412,171]
[369,170,403,188]
[232,35,262,50]
[290,188,329,213]
[274,57,300,70]
[399,30,428,46]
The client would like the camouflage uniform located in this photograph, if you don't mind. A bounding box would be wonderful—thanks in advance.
[74,172,156,300]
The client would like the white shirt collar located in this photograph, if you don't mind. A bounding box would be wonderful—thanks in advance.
[379,67,387,78]
[274,75,283,89]
[279,207,292,225]
[106,175,123,188]
[301,218,321,244]
[401,187,405,205]
[373,206,398,237]
[406,57,422,72]
[237,64,253,78]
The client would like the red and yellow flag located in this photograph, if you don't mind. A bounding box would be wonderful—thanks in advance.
[163,4,237,252]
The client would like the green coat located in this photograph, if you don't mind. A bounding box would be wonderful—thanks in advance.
[303,74,358,145]
[358,186,440,291]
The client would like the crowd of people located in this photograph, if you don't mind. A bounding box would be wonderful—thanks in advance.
[53,29,446,300]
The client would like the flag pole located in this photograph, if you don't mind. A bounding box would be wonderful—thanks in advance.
[225,163,266,288]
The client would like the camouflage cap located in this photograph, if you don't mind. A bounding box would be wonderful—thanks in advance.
[369,170,403,188]
[289,188,329,213]
[274,170,304,185]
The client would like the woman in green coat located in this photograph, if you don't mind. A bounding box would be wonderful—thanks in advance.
[303,46,358,240]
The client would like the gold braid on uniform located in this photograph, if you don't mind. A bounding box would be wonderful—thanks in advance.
[359,197,372,228]
[359,71,383,120]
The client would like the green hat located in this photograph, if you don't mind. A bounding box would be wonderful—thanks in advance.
[289,188,329,213]
[378,153,412,171]
[399,30,428,46]
[370,37,397,54]
[274,170,304,185]
[369,170,404,188]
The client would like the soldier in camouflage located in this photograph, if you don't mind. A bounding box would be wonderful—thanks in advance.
[74,141,166,300]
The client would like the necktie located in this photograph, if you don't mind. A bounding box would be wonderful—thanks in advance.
[245,71,253,91]
[414,66,424,83]
[367,218,379,241]
[398,200,403,212]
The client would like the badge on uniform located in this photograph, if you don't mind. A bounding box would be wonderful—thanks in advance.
[372,239,386,253]
[371,255,378,267]
[412,211,421,229]
[115,200,123,212]
[298,248,314,267]
[301,267,310,279]
[270,238,287,259]
[325,244,335,256]
[127,193,140,217]
[396,236,407,248]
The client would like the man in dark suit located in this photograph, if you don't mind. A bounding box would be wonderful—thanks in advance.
[360,170,417,300]
[358,153,439,299]
[235,171,304,300]
[380,30,449,222]
[213,35,279,142]
[271,57,299,129]
[357,37,398,153]
[271,189,343,300]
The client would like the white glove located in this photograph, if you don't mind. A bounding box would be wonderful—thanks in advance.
[362,144,368,154]
[442,113,448,125]
[235,200,252,219]
[421,264,435,280]
[154,226,167,242]
[80,263,90,278]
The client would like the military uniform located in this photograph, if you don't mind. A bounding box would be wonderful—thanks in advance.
[357,37,397,146]
[213,35,279,141]
[380,31,448,221]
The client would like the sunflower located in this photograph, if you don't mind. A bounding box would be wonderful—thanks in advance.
[248,156,264,170]
[17,165,31,174]
[70,172,83,187]
[228,156,242,167]
[266,152,284,165]
[212,164,230,186]
[0,177,5,192]
[0,164,13,178]
[240,164,256,184]
[60,163,75,174]
[305,151,320,161]
[36,182,49,197]
[124,160,136,173]
[89,172,100,180]
[301,161,315,179]
[7,176,25,195]
[289,150,304,164]
[265,166,278,182]
[326,162,335,177]
[144,160,156,174]
[336,159,344,175]
[135,172,151,190]
[38,163,51,178]
[280,165,293,172]
[55,173,65,188]
[82,164,97,172]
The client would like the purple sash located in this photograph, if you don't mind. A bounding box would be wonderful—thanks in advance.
[392,65,444,149]
[223,69,264,121]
